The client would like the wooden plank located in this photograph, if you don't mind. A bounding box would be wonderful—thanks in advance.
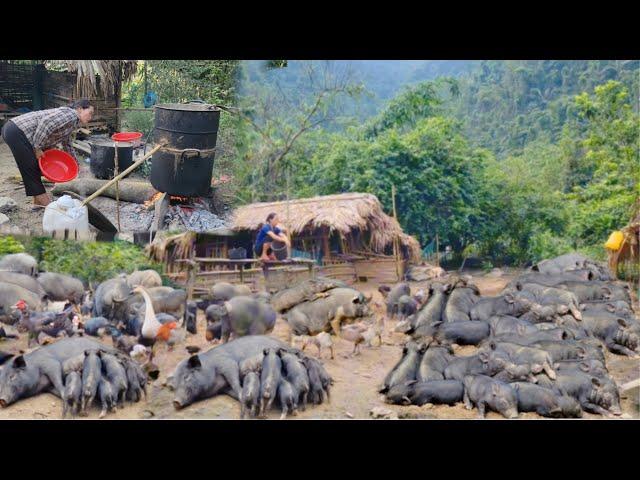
[620,378,640,393]
[72,141,91,155]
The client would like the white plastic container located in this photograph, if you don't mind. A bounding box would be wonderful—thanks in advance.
[42,195,90,234]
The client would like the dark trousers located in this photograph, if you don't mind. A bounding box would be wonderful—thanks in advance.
[1,120,46,196]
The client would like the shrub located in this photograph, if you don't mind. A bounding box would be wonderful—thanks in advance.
[0,236,25,255]
[36,239,162,286]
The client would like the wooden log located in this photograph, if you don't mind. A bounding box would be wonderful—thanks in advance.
[72,141,91,155]
[52,179,157,204]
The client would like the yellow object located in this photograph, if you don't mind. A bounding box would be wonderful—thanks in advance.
[604,231,625,251]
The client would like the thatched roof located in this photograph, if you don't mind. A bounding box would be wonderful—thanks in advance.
[45,60,138,98]
[147,231,196,264]
[231,193,422,261]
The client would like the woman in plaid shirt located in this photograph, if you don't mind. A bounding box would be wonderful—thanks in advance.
[1,99,94,207]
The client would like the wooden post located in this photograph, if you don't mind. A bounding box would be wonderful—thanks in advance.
[322,227,331,262]
[186,259,196,302]
[435,233,440,267]
[391,184,401,281]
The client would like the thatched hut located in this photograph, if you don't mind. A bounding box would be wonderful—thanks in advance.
[232,192,421,261]
[231,192,422,283]
[0,60,138,131]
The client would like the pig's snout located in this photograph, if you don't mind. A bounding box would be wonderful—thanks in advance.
[0,398,8,408]
[173,400,183,410]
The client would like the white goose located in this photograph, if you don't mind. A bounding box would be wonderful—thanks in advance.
[132,286,179,348]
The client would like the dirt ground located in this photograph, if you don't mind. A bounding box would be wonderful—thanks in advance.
[0,269,637,421]
[0,139,152,234]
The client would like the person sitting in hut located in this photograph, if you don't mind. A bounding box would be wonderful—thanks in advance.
[0,99,94,207]
[254,212,290,261]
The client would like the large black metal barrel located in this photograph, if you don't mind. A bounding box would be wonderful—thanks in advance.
[151,102,221,197]
[89,139,134,180]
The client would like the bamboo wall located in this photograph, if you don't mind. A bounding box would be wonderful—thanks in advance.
[41,71,117,130]
[0,62,118,131]
[0,62,35,109]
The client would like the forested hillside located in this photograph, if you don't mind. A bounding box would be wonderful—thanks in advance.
[233,60,639,265]
[449,60,639,157]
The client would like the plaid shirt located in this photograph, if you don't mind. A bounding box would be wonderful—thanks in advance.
[11,107,79,154]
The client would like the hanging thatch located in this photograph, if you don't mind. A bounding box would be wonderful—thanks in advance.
[147,231,197,265]
[231,192,422,261]
[608,206,640,281]
[45,60,138,98]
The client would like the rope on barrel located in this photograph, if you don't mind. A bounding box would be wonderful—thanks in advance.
[159,146,217,180]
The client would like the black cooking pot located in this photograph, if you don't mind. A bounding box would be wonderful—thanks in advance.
[89,139,134,180]
[151,101,221,197]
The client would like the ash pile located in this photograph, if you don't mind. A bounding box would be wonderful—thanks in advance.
[162,198,228,232]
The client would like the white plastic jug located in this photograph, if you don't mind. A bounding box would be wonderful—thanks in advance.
[42,195,90,234]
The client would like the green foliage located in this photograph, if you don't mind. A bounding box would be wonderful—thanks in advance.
[293,110,486,250]
[481,260,494,272]
[448,60,639,158]
[35,239,161,286]
[0,236,25,255]
[563,81,640,249]
[120,110,154,135]
[146,60,239,105]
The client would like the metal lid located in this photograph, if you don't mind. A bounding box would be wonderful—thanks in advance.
[154,103,220,112]
[89,138,133,147]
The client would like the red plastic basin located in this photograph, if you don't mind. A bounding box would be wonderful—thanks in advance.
[38,149,79,183]
[111,132,143,143]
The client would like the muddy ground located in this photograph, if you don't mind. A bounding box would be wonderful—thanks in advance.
[0,139,156,234]
[0,269,637,420]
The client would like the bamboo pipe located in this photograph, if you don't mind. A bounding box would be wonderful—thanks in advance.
[80,143,165,207]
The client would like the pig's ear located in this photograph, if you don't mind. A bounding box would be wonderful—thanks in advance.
[187,355,202,370]
[617,318,628,328]
[576,346,586,358]
[491,383,500,396]
[591,377,601,387]
[504,293,515,304]
[13,355,26,369]
[263,348,270,356]
[351,295,362,305]
[479,352,489,363]
[579,362,590,372]
[84,350,90,357]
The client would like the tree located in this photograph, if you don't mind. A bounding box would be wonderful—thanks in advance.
[564,81,640,251]
[233,61,364,202]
